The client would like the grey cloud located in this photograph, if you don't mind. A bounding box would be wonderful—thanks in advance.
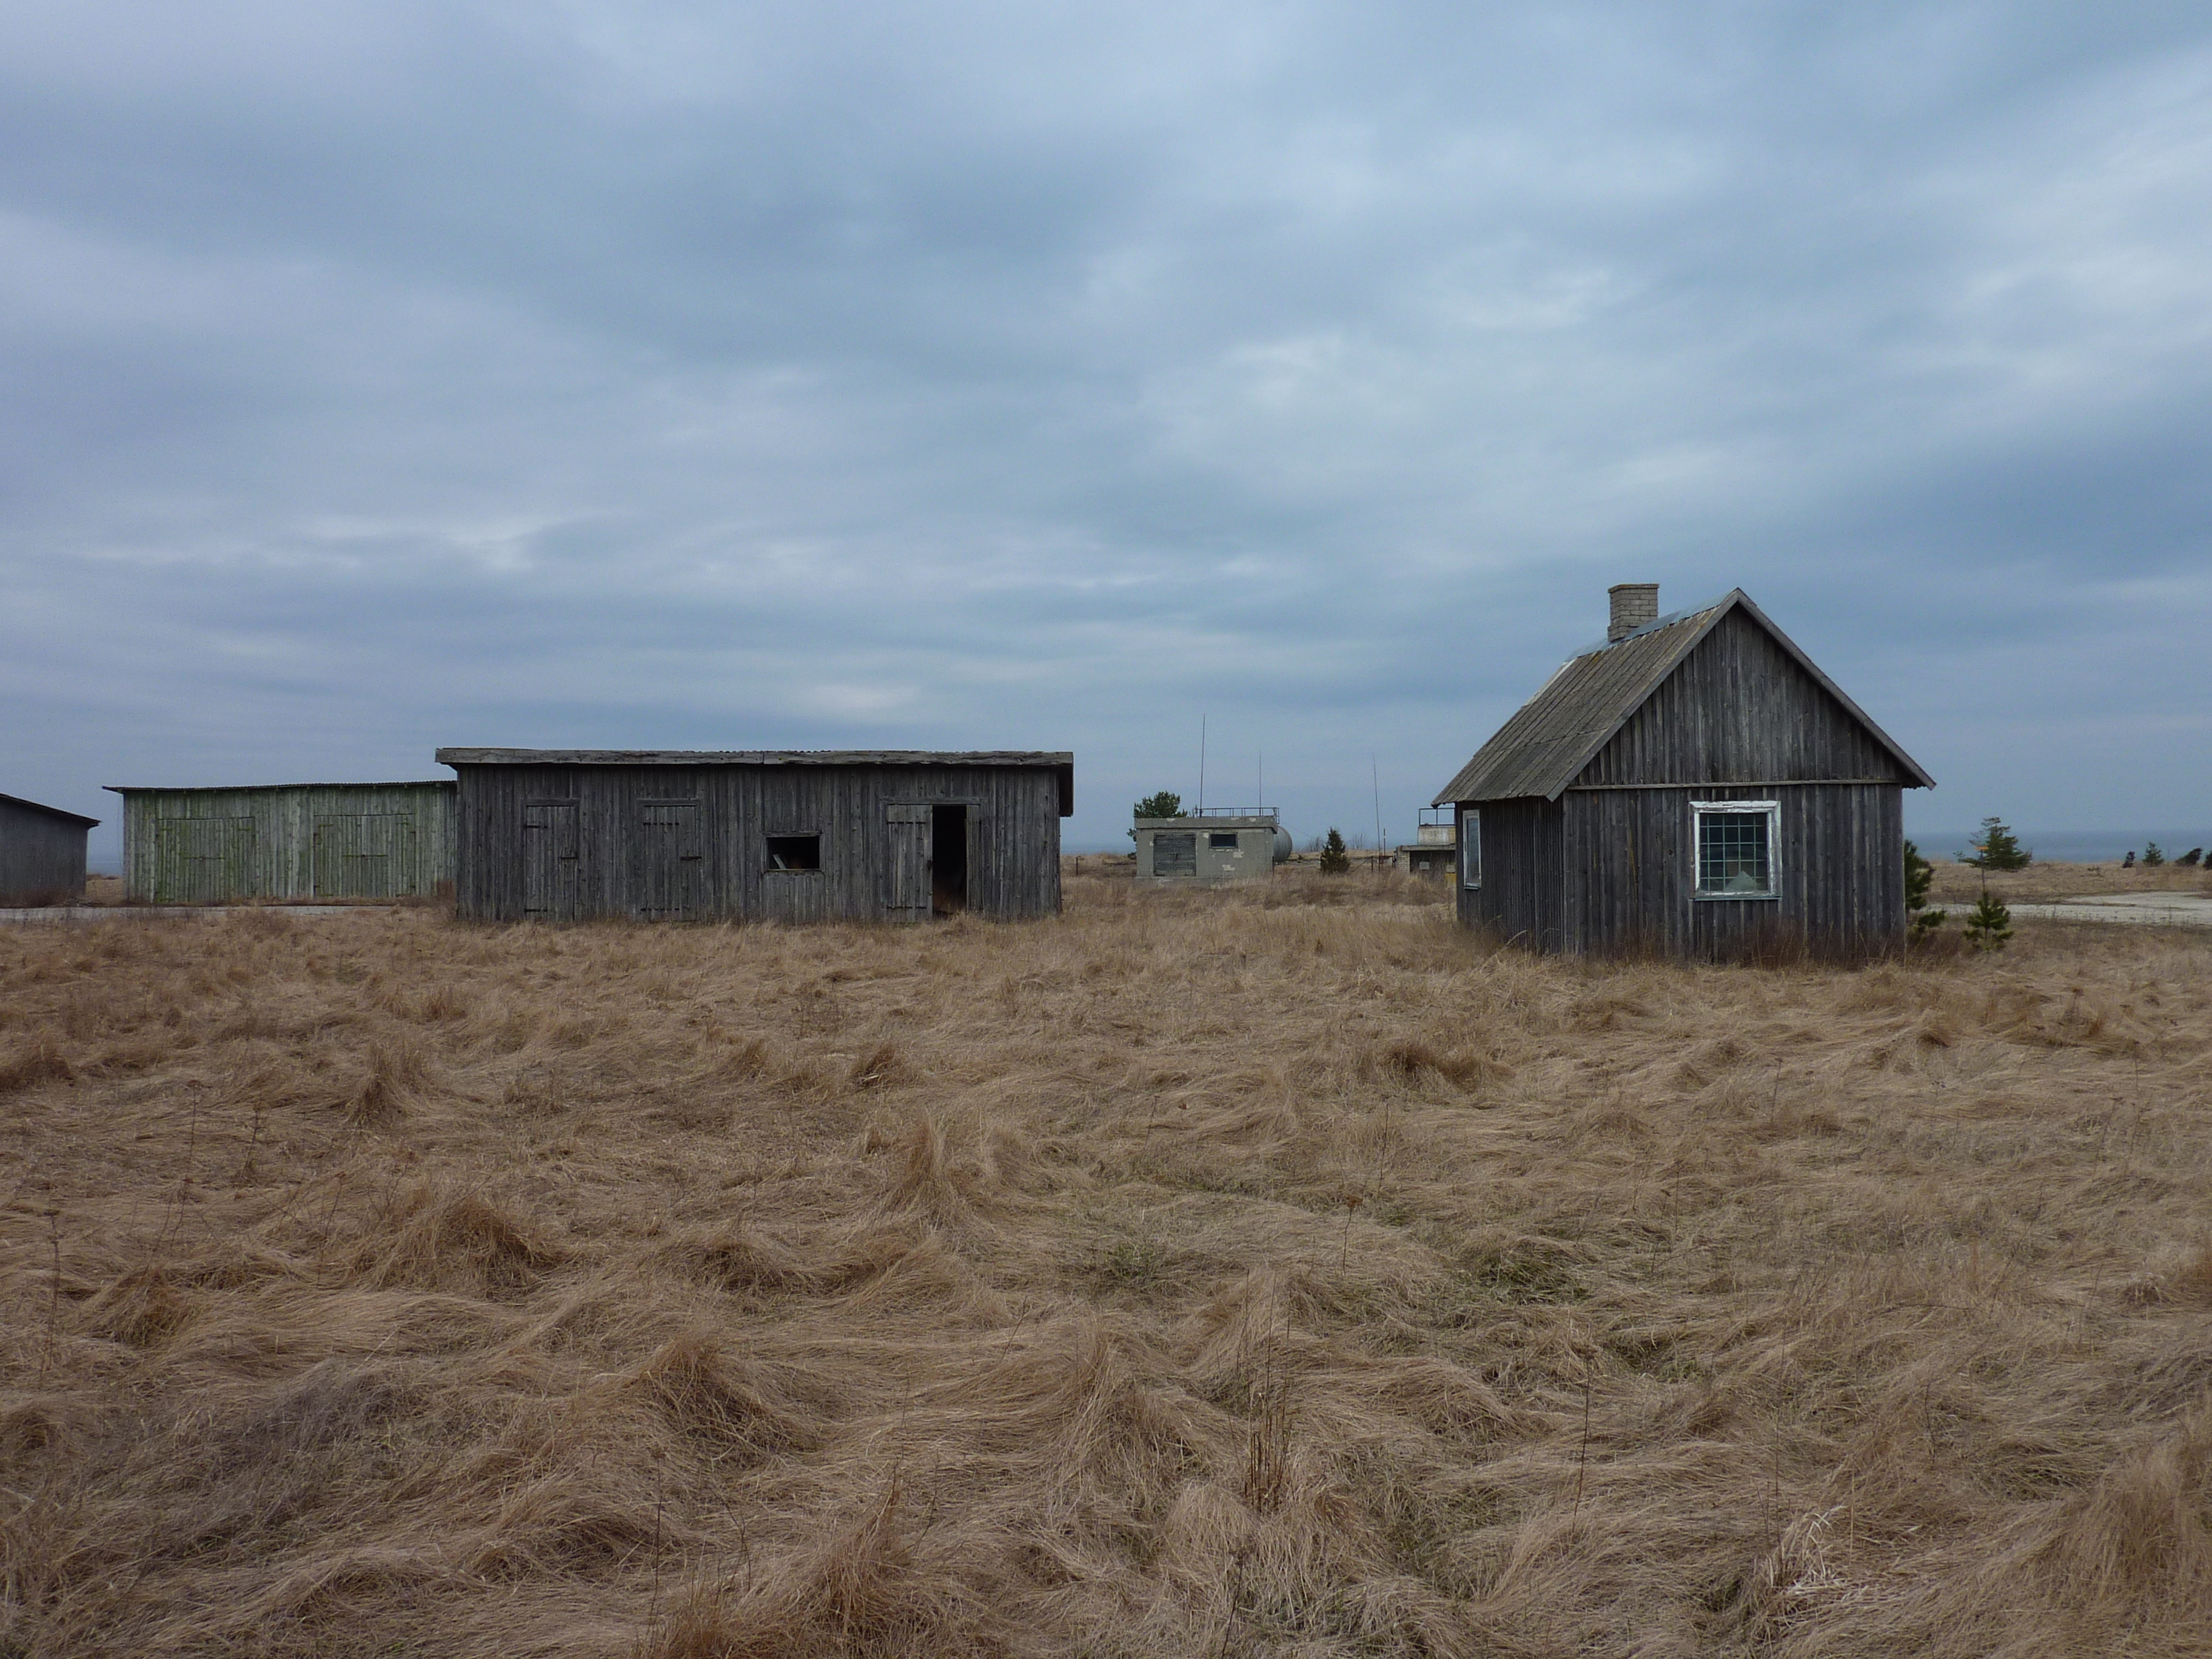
[3,2,2210,863]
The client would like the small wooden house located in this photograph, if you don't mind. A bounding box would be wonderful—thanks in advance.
[1133,814,1284,883]
[106,782,457,903]
[0,792,99,905]
[437,749,1071,923]
[1432,585,1934,959]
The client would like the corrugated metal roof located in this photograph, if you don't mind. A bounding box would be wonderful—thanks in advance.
[0,791,100,828]
[1432,589,1934,805]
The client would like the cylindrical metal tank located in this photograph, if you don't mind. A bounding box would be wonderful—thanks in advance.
[1273,826,1293,863]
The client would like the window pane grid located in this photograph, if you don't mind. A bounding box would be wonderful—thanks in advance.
[1697,810,1771,894]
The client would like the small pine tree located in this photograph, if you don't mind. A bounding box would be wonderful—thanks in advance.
[1963,889,2011,951]
[2180,848,2204,868]
[2141,841,2165,867]
[1959,816,2031,871]
[1132,791,1183,820]
[1904,839,1946,941]
[1319,828,1351,874]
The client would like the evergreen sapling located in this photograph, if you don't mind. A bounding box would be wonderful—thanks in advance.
[1129,791,1183,843]
[1904,839,1946,941]
[1959,817,2031,871]
[1319,828,1351,874]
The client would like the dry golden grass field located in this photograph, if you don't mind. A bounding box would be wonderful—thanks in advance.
[3,867,2210,1658]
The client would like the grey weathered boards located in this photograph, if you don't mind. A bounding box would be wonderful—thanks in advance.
[437,749,1072,923]
[0,792,99,905]
[104,782,457,903]
[1432,588,1934,960]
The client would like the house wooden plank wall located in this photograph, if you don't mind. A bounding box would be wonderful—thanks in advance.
[0,792,98,905]
[104,782,457,903]
[1434,588,1932,960]
[438,749,1071,923]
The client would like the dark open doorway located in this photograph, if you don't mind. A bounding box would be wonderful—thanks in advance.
[931,804,968,915]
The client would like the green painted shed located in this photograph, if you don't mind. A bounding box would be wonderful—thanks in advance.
[104,781,457,903]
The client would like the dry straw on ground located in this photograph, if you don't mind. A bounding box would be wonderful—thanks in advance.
[2,868,2210,1657]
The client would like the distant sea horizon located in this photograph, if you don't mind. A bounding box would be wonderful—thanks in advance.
[1909,830,2211,864]
[1054,829,2212,862]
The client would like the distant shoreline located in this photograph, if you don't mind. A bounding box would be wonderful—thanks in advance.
[1908,830,2210,863]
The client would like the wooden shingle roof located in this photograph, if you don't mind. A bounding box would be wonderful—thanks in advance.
[1432,589,1934,805]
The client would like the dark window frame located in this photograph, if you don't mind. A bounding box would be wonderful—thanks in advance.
[1459,808,1481,889]
[765,831,822,873]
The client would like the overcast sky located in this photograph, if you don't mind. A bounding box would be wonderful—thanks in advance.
[5,1,2209,862]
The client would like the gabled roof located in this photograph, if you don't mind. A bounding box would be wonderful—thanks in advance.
[0,791,99,828]
[1432,589,1934,805]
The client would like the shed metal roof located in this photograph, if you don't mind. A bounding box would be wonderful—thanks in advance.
[1432,589,1934,805]
[0,791,100,828]
[435,749,1076,815]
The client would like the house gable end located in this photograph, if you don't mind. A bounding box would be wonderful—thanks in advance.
[1574,603,1922,788]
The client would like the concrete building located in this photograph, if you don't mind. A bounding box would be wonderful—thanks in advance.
[106,782,457,903]
[1392,811,1458,879]
[1133,813,1288,883]
[438,748,1070,923]
[1432,584,1934,960]
[0,792,99,905]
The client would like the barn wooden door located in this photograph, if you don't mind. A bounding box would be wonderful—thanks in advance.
[521,801,580,921]
[312,813,414,899]
[884,803,931,923]
[154,817,256,903]
[636,801,702,920]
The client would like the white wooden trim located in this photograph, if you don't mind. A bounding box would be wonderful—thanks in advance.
[1690,799,1780,900]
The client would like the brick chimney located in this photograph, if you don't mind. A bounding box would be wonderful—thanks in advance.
[1607,583,1658,643]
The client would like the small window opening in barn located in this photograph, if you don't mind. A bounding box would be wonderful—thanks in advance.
[1460,809,1481,888]
[766,833,821,872]
[1208,831,1239,850]
[931,805,967,915]
[1694,802,1778,898]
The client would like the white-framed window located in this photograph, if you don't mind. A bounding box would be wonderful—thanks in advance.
[1459,808,1481,888]
[1692,800,1780,899]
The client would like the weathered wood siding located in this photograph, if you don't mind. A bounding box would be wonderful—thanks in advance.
[1560,783,1903,959]
[452,762,1064,923]
[113,785,457,903]
[1576,608,1915,788]
[0,799,92,905]
[1453,608,1912,960]
[1455,796,1564,951]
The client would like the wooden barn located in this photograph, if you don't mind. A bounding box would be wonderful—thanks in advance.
[106,782,457,903]
[1432,585,1934,960]
[437,749,1071,923]
[0,791,99,905]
